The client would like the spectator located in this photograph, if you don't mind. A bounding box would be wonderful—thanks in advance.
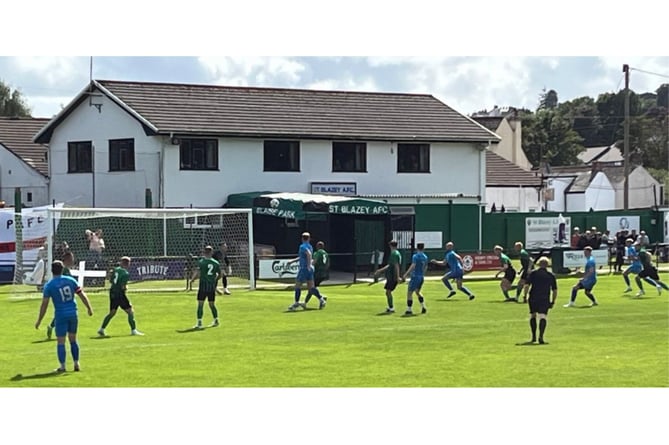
[85,229,105,268]
[615,230,628,272]
[600,230,610,249]
[571,227,581,249]
[629,229,639,242]
[638,230,650,248]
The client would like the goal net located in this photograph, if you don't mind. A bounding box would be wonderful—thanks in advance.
[8,207,254,297]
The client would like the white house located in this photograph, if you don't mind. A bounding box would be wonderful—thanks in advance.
[485,150,542,212]
[34,80,500,252]
[0,117,51,207]
[545,167,616,212]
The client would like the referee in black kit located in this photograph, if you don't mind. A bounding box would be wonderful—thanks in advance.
[525,256,557,345]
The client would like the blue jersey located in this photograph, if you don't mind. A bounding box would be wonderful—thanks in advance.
[445,251,462,274]
[298,242,313,271]
[583,256,597,284]
[42,275,80,318]
[411,252,428,278]
[627,246,641,268]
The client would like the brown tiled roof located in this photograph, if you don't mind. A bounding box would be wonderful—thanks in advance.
[0,117,50,176]
[486,151,542,187]
[472,116,504,132]
[36,80,501,144]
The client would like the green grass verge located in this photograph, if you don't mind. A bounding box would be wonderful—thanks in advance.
[1,273,667,387]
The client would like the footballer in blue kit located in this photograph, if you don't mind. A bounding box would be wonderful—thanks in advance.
[286,232,326,311]
[430,241,475,301]
[402,243,429,315]
[564,246,598,307]
[35,260,93,372]
[622,239,643,294]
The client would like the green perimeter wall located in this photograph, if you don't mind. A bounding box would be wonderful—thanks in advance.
[482,208,664,258]
[410,205,663,261]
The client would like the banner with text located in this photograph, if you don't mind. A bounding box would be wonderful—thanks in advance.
[258,259,299,279]
[461,253,501,272]
[562,249,609,268]
[606,216,640,235]
[128,257,188,281]
[525,216,571,249]
[0,204,63,265]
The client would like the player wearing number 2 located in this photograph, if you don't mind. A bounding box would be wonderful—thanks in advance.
[35,260,93,372]
[97,256,144,336]
[193,246,221,329]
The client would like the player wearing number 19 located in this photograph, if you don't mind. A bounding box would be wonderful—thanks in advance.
[35,260,93,372]
[97,257,144,336]
[194,246,221,329]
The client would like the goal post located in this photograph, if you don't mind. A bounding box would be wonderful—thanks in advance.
[12,207,254,294]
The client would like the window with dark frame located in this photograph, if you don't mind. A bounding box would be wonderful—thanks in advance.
[109,138,135,172]
[67,141,93,173]
[180,139,218,170]
[332,142,367,172]
[397,143,430,173]
[263,140,300,172]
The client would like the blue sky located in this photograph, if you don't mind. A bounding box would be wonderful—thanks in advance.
[2,56,668,119]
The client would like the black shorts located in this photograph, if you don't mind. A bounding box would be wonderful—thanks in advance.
[384,278,398,291]
[504,268,516,283]
[315,276,327,287]
[109,290,131,311]
[639,267,659,280]
[528,297,551,314]
[520,269,530,281]
[197,288,216,302]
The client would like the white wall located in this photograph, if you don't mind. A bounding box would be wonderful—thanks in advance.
[584,171,615,210]
[628,167,661,208]
[566,193,585,211]
[545,177,572,212]
[163,138,484,207]
[0,146,49,206]
[48,95,161,208]
[485,186,540,212]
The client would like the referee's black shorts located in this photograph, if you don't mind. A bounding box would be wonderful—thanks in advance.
[529,296,551,314]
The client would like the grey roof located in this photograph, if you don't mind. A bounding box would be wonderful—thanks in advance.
[0,117,51,176]
[486,151,542,187]
[471,116,504,132]
[35,80,501,144]
[577,145,623,164]
[565,172,592,193]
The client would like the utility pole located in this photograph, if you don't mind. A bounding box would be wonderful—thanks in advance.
[623,64,630,210]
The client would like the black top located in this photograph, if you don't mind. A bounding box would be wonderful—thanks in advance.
[528,268,557,300]
[213,250,230,266]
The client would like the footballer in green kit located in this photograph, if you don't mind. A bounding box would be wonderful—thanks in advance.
[97,256,143,336]
[193,246,221,329]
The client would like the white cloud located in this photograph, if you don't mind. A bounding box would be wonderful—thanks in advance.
[198,57,306,86]
[306,77,379,92]
[10,56,88,88]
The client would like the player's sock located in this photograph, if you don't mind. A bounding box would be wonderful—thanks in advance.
[70,341,79,362]
[407,299,413,309]
[386,294,394,309]
[586,292,596,303]
[515,286,522,298]
[623,275,631,287]
[127,313,136,330]
[101,313,114,329]
[197,305,204,320]
[304,289,313,304]
[441,277,453,291]
[460,286,473,296]
[418,295,425,308]
[222,275,228,288]
[643,277,659,287]
[661,282,669,291]
[49,319,55,328]
[635,277,644,291]
[294,287,302,303]
[502,289,511,299]
[57,344,66,366]
[570,288,577,302]
[539,319,547,340]
[529,318,537,342]
[210,305,218,319]
[310,287,322,299]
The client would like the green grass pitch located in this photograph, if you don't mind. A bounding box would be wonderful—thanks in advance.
[1,273,667,387]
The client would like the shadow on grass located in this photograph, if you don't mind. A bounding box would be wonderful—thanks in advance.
[376,311,394,316]
[89,335,112,340]
[31,338,55,344]
[10,370,69,381]
[515,341,550,346]
[176,327,207,333]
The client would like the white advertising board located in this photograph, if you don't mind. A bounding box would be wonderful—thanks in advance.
[258,259,299,279]
[605,216,640,235]
[525,215,571,249]
[562,249,609,268]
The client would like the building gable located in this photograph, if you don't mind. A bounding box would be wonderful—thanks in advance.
[0,117,51,176]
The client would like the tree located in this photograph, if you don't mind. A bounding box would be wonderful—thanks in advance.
[657,84,669,109]
[539,89,559,109]
[522,107,585,167]
[0,80,31,117]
